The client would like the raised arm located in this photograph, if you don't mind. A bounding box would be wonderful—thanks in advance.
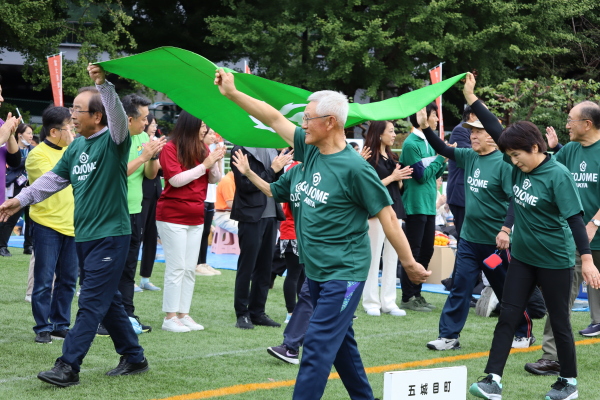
[88,64,129,145]
[214,69,296,146]
[463,73,503,144]
[417,107,456,160]
[230,149,273,197]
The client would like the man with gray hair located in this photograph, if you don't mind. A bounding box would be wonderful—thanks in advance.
[525,100,600,376]
[216,69,430,400]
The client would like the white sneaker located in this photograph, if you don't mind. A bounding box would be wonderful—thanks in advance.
[195,264,216,276]
[24,295,31,303]
[162,317,191,332]
[365,308,381,316]
[426,337,461,351]
[512,335,536,348]
[179,315,204,331]
[386,308,407,317]
[206,265,222,275]
[476,286,499,318]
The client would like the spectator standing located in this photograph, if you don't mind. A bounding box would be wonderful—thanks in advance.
[138,114,162,290]
[0,124,35,255]
[156,111,224,333]
[230,145,288,329]
[27,106,77,344]
[196,128,222,276]
[213,170,238,234]
[399,103,447,312]
[362,120,412,317]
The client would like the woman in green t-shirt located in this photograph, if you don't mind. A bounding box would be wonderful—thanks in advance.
[463,73,599,400]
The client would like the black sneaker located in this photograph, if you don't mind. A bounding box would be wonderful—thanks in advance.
[97,323,110,336]
[235,315,254,329]
[0,247,11,257]
[106,356,149,376]
[38,359,80,387]
[35,331,52,344]
[133,316,152,333]
[251,313,281,327]
[51,330,69,340]
[267,345,299,365]
[23,245,33,255]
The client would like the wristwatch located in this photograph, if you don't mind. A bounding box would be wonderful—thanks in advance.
[591,219,600,227]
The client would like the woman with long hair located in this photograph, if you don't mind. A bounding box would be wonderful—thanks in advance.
[156,111,225,332]
[362,120,413,316]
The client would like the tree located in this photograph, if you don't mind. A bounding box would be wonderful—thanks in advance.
[204,0,600,127]
[476,77,600,144]
[0,0,136,97]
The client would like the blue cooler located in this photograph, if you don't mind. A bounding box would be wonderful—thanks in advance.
[578,283,588,300]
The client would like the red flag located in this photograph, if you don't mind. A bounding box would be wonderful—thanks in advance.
[244,60,252,74]
[429,64,444,139]
[47,54,63,107]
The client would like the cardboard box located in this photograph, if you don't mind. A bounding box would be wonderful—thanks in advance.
[426,246,455,284]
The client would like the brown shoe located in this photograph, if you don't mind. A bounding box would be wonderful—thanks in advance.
[524,358,560,375]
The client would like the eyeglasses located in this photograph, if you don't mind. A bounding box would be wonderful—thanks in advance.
[302,114,332,123]
[566,118,590,124]
[69,108,92,115]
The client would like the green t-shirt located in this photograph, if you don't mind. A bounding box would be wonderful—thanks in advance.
[270,127,393,282]
[127,132,150,214]
[53,130,132,242]
[504,154,583,269]
[554,140,600,251]
[399,132,446,215]
[454,149,513,245]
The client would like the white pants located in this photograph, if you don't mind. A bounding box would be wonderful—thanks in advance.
[363,218,401,312]
[157,221,203,313]
[213,211,239,235]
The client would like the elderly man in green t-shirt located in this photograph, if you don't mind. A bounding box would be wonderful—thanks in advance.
[106,94,165,336]
[216,68,430,400]
[0,64,150,387]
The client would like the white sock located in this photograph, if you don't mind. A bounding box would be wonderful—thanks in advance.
[562,377,577,385]
[490,374,502,384]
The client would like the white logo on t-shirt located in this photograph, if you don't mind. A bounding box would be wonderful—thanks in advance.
[580,161,587,172]
[474,168,481,178]
[522,179,532,190]
[79,152,89,164]
[312,172,321,186]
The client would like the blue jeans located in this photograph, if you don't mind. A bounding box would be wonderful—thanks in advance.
[293,279,373,400]
[59,235,144,372]
[31,222,78,334]
[439,239,532,339]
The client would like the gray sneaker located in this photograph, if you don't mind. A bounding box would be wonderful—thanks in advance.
[426,337,460,351]
[469,374,502,399]
[545,378,578,400]
[417,295,436,310]
[400,296,431,312]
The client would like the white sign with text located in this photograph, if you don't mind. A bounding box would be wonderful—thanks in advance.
[383,366,467,400]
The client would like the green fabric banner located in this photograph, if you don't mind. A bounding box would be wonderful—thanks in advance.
[97,47,466,148]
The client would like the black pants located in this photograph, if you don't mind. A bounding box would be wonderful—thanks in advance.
[401,214,436,302]
[119,213,143,317]
[0,205,33,248]
[198,202,215,264]
[234,218,277,318]
[448,204,465,241]
[485,258,576,378]
[282,243,305,313]
[139,193,158,278]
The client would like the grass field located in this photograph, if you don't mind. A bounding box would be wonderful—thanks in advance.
[1,249,599,400]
